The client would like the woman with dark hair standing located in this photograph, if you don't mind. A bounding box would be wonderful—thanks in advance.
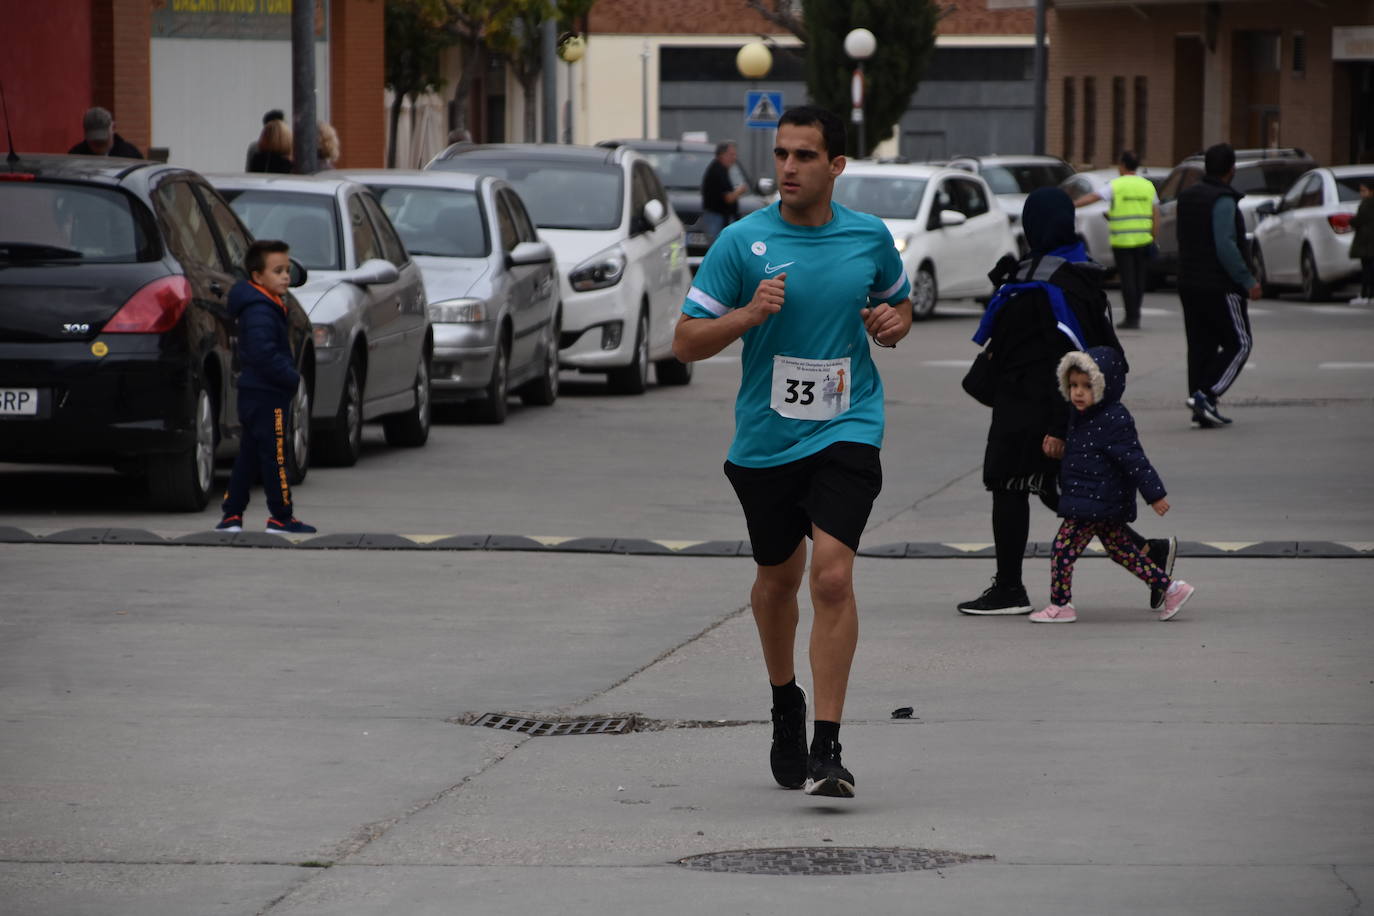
[248,119,293,174]
[958,187,1175,616]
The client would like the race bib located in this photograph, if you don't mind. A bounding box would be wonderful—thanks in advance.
[771,355,851,421]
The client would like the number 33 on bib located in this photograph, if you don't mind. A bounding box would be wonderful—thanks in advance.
[770,355,851,421]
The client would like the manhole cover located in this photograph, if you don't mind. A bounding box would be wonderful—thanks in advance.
[469,713,633,736]
[677,846,992,876]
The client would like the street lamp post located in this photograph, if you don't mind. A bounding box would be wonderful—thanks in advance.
[557,33,586,144]
[736,41,773,195]
[844,28,876,159]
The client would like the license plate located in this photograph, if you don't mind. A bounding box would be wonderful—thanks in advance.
[0,388,39,416]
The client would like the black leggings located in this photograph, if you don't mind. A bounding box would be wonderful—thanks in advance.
[992,486,1146,586]
[1362,258,1374,299]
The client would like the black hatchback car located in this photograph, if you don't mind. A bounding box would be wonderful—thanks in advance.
[0,155,314,510]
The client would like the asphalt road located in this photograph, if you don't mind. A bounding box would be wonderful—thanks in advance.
[2,289,1372,914]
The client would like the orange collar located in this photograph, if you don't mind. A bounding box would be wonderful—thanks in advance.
[250,282,287,313]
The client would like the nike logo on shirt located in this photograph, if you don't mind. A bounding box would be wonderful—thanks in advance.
[764,261,794,274]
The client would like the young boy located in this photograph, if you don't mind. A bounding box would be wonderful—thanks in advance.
[215,240,317,535]
[1032,346,1193,623]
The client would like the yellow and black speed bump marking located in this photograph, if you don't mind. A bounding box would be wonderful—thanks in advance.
[1,526,1371,558]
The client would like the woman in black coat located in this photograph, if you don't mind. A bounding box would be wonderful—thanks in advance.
[958,187,1170,615]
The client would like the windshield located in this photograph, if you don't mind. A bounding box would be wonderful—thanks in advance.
[373,186,489,258]
[432,159,623,230]
[632,149,751,192]
[221,190,342,270]
[1233,163,1310,196]
[980,163,1074,195]
[0,183,153,264]
[832,175,929,219]
[1335,174,1374,202]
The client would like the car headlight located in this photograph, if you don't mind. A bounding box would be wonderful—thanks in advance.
[569,247,627,292]
[429,298,486,323]
[312,324,338,347]
[894,236,911,254]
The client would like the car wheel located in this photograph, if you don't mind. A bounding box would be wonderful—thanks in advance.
[285,373,312,485]
[911,265,937,320]
[318,358,363,466]
[519,317,560,406]
[476,335,509,424]
[655,355,693,386]
[1300,246,1329,302]
[148,382,215,511]
[607,310,649,395]
[1253,246,1278,299]
[383,355,432,446]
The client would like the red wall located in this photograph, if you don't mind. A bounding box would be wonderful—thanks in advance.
[2,0,94,153]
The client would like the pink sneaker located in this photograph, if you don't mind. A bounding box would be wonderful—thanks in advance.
[1030,603,1077,623]
[1159,580,1195,620]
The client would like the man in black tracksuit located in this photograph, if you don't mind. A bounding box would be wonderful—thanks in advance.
[216,240,316,535]
[1175,143,1261,428]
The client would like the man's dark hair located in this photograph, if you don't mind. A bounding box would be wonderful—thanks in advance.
[1119,150,1139,171]
[777,106,846,159]
[262,109,285,125]
[714,140,736,157]
[245,239,290,276]
[1204,142,1236,178]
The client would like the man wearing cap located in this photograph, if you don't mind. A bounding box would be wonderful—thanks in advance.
[68,107,143,159]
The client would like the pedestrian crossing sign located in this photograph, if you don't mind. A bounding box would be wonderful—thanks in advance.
[745,91,783,129]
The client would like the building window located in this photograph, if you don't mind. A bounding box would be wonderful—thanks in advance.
[1292,33,1307,76]
[1083,76,1096,164]
[1112,77,1126,162]
[1063,77,1076,162]
[1133,77,1148,159]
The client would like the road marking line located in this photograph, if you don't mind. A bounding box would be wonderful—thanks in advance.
[1319,362,1374,369]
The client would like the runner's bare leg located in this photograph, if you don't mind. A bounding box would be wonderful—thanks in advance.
[751,540,807,687]
[808,526,858,723]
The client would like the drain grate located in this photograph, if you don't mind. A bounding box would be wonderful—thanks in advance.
[677,846,993,876]
[469,713,634,736]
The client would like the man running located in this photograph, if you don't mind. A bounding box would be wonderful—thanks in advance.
[672,106,912,798]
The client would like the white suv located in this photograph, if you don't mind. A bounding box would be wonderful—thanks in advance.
[833,161,1018,318]
[427,144,693,393]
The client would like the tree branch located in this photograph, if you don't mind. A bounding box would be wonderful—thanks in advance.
[744,0,807,43]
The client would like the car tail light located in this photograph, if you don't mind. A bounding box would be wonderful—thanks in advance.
[1328,213,1352,234]
[104,276,192,333]
[0,173,36,182]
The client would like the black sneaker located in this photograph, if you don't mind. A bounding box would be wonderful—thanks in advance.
[770,686,808,789]
[1146,536,1178,610]
[265,517,317,535]
[957,578,1033,615]
[803,737,855,798]
[1190,390,1229,427]
[214,514,243,532]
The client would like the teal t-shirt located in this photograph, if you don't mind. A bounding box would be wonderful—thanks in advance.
[683,201,910,468]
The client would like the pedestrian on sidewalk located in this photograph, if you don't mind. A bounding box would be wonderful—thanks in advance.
[1073,150,1160,329]
[958,188,1176,617]
[245,109,285,171]
[672,106,913,799]
[67,107,143,159]
[216,240,317,536]
[248,119,293,174]
[1347,178,1374,306]
[1176,143,1260,428]
[1031,347,1195,624]
[700,140,748,242]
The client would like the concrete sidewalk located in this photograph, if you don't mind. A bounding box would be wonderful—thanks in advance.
[2,546,1370,914]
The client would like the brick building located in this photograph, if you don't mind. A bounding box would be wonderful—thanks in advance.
[2,0,386,172]
[1044,0,1374,169]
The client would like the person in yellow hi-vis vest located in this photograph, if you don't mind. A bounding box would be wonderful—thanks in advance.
[1074,151,1160,329]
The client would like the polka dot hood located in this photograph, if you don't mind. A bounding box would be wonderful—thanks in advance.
[1054,346,1166,523]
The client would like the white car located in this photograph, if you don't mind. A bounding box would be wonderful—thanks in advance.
[947,154,1077,256]
[1252,165,1374,301]
[832,161,1018,319]
[330,169,561,423]
[1059,167,1168,272]
[426,144,693,393]
[211,174,433,467]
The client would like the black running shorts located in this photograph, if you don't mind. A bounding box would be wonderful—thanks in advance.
[723,442,883,566]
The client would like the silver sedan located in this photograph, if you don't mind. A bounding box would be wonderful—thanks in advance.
[210,174,433,466]
[1252,166,1374,301]
[329,169,561,423]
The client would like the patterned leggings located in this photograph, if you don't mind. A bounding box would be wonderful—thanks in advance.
[1051,518,1170,606]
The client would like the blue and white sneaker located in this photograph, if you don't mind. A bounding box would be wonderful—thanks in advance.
[214,514,243,532]
[265,517,317,535]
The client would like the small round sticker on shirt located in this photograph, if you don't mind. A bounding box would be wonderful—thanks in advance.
[751,241,767,256]
[91,341,109,357]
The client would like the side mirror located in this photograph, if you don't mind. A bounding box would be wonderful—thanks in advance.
[643,199,667,226]
[1256,200,1277,218]
[939,209,968,228]
[288,257,308,288]
[350,258,400,286]
[757,177,776,196]
[507,240,554,267]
